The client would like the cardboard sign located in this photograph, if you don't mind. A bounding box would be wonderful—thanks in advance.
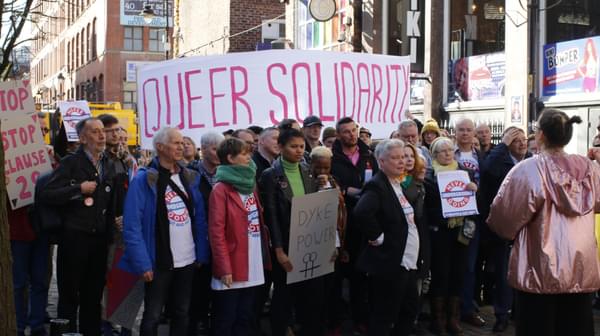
[58,101,92,142]
[137,50,411,149]
[287,189,338,284]
[436,170,479,218]
[3,113,53,209]
[0,80,35,115]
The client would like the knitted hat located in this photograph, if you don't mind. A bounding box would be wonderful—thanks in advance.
[322,127,337,141]
[421,119,441,136]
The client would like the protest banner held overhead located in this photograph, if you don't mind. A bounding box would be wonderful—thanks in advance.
[2,113,53,209]
[58,101,92,142]
[287,189,339,284]
[137,50,411,149]
[0,80,36,115]
[436,170,479,218]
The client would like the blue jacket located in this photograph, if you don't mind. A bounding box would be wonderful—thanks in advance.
[119,158,210,275]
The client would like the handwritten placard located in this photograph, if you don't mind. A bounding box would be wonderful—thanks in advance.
[287,189,338,284]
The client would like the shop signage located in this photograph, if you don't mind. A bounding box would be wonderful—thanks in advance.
[450,52,505,102]
[543,36,600,96]
[137,50,411,149]
[120,0,173,27]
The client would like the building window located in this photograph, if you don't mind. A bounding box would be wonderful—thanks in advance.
[80,28,85,64]
[92,18,97,59]
[388,0,426,73]
[545,0,600,45]
[86,23,91,61]
[447,0,506,103]
[124,27,143,51]
[123,90,137,110]
[297,0,349,51]
[149,29,165,52]
[98,74,104,101]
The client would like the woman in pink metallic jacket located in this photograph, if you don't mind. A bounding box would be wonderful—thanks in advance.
[487,108,600,336]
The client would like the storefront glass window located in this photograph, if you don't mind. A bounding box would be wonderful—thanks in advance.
[297,0,350,51]
[447,0,506,103]
[545,0,600,45]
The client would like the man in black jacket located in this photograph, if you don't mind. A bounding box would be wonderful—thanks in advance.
[253,127,279,181]
[330,117,378,332]
[481,127,530,332]
[41,117,116,335]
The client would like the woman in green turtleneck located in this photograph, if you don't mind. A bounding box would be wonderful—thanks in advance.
[259,128,323,336]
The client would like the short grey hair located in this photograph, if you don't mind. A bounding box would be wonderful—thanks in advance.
[430,137,455,156]
[153,127,178,152]
[456,117,474,128]
[398,119,417,131]
[200,132,225,148]
[374,139,405,160]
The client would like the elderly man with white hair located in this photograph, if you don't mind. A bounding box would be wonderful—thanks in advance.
[398,120,433,171]
[119,127,210,336]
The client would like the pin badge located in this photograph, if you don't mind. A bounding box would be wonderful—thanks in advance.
[105,186,111,192]
[84,197,94,207]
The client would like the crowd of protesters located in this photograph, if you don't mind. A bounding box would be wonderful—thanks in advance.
[8,107,600,336]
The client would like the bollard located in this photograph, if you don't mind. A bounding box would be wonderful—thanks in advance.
[50,318,70,336]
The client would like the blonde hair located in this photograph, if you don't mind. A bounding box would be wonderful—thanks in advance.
[310,146,333,160]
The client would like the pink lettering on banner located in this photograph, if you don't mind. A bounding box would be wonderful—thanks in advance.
[210,67,229,127]
[397,65,411,122]
[230,66,252,125]
[389,65,401,124]
[175,73,185,129]
[356,62,371,124]
[340,62,356,119]
[142,78,161,137]
[370,64,383,124]
[267,63,289,125]
[185,69,206,129]
[334,62,342,120]
[315,63,333,122]
[292,62,313,122]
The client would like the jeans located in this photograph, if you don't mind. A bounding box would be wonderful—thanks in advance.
[140,264,195,336]
[11,237,50,333]
[212,286,258,336]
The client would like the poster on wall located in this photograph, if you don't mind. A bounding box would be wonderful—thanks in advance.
[510,96,523,123]
[449,52,505,102]
[137,50,411,149]
[120,0,173,27]
[543,36,600,96]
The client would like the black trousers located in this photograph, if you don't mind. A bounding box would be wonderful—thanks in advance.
[515,290,594,336]
[188,264,212,335]
[270,262,326,336]
[140,264,195,336]
[212,286,258,336]
[368,267,418,336]
[57,229,109,336]
[429,228,468,297]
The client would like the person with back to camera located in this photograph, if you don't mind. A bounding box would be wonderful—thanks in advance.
[488,108,600,336]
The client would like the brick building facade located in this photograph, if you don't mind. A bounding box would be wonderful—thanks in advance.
[175,0,285,57]
[30,0,172,110]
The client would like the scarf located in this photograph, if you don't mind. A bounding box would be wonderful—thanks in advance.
[432,159,463,228]
[432,159,459,174]
[215,160,257,195]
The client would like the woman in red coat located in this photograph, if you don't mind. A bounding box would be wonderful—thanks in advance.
[208,137,271,336]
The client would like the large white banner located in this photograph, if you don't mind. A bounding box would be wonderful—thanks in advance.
[436,170,479,218]
[2,113,53,209]
[287,189,339,284]
[137,50,411,149]
[58,101,92,142]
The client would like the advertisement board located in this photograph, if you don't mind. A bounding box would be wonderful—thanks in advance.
[120,0,173,27]
[449,52,505,102]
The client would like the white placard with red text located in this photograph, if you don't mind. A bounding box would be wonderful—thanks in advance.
[436,170,479,218]
[0,80,36,115]
[3,113,53,209]
[58,101,92,142]
[137,50,411,149]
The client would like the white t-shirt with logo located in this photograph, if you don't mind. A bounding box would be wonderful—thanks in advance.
[166,174,196,268]
[391,182,420,270]
[212,192,265,290]
[456,151,480,184]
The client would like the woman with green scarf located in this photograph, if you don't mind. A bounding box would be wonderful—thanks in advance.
[424,137,478,336]
[208,137,271,336]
